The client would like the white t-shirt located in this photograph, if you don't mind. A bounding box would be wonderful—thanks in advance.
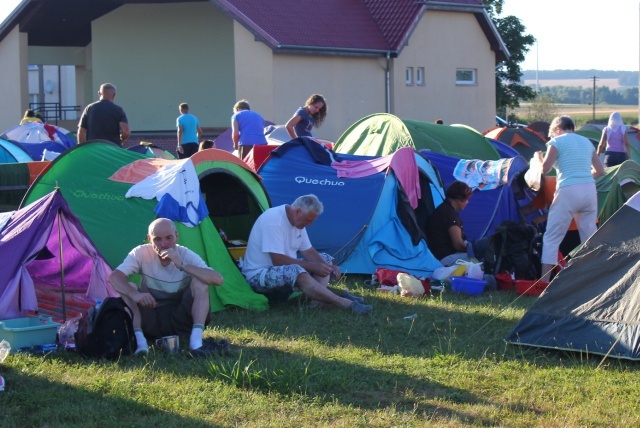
[242,205,312,279]
[116,244,208,294]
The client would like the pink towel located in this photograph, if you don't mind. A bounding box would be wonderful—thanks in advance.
[331,147,421,208]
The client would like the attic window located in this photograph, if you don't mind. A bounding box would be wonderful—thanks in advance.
[406,67,414,85]
[456,69,477,85]
[416,67,425,86]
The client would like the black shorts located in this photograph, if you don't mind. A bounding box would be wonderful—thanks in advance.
[139,286,210,339]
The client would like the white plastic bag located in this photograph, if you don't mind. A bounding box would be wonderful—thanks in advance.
[432,265,459,280]
[397,273,425,297]
[455,260,484,280]
[525,154,543,191]
[0,340,10,364]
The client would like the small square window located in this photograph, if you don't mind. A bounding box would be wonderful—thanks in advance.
[416,67,425,86]
[406,67,414,85]
[456,68,477,85]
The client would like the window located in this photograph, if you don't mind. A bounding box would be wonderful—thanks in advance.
[406,67,414,85]
[416,67,425,86]
[456,68,477,85]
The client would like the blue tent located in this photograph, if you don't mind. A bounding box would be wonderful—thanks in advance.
[0,138,32,163]
[258,139,445,277]
[489,138,522,159]
[419,150,531,241]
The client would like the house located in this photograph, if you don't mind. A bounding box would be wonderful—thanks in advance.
[0,0,508,141]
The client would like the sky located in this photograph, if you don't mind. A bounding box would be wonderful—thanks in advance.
[501,0,639,71]
[0,0,638,72]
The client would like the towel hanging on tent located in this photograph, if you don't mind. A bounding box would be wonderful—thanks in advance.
[125,158,208,227]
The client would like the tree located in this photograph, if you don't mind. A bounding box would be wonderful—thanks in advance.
[481,1,536,115]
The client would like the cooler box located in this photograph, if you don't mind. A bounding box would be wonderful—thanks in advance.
[227,240,247,260]
[0,316,60,350]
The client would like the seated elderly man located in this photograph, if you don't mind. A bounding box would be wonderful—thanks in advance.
[241,194,372,315]
[109,218,225,356]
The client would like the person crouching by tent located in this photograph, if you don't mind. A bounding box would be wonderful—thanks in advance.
[426,181,478,266]
[108,218,225,357]
[241,194,372,315]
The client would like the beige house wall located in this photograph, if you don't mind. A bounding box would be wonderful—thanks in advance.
[233,21,275,124]
[90,2,235,132]
[0,26,28,132]
[392,10,497,132]
[270,55,387,141]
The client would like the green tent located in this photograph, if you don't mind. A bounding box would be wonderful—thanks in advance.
[333,113,500,160]
[596,160,640,224]
[23,142,270,312]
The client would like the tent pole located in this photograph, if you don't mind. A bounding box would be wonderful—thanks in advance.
[57,210,67,323]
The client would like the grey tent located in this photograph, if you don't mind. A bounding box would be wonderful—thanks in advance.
[505,191,640,360]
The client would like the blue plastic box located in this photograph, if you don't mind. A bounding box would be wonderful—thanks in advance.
[0,316,60,350]
[450,276,487,295]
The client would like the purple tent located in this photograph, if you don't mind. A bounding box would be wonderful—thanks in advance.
[0,190,117,320]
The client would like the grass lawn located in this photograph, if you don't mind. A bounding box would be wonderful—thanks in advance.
[2,275,639,427]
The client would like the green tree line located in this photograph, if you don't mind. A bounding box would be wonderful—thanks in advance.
[538,85,638,105]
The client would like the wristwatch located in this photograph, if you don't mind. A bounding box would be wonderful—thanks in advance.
[180,261,188,271]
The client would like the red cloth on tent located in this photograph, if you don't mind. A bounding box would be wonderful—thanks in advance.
[245,145,279,172]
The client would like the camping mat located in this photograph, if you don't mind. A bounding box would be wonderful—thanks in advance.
[30,289,94,323]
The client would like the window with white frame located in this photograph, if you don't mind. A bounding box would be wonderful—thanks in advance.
[456,68,477,85]
[406,67,414,85]
[416,67,425,86]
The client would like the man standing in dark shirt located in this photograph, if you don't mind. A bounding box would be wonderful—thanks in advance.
[78,83,130,146]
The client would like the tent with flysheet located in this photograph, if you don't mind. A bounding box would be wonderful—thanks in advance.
[419,150,531,241]
[258,138,445,277]
[596,159,640,224]
[505,191,640,360]
[0,189,117,321]
[334,113,500,160]
[23,143,271,312]
[483,126,547,161]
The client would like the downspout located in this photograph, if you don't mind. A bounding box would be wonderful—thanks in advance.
[385,52,391,113]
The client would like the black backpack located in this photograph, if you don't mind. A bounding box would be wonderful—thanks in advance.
[75,297,137,359]
[483,220,540,280]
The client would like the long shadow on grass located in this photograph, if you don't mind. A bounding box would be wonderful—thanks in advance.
[0,360,221,427]
[214,289,537,362]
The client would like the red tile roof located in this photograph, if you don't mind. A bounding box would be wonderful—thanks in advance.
[212,0,503,58]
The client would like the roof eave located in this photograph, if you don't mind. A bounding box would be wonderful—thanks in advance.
[0,0,31,44]
[275,45,397,58]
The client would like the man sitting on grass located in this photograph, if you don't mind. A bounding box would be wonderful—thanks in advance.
[241,194,372,315]
[109,218,226,356]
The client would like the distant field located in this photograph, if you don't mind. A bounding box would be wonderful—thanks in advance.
[512,103,638,126]
[524,78,623,89]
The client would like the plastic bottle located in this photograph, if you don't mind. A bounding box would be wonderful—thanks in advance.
[95,299,102,311]
[218,228,228,243]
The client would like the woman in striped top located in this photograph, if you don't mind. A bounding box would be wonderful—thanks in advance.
[536,115,605,282]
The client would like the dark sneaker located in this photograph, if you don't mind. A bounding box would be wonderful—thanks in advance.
[190,338,231,357]
[340,290,365,303]
[349,300,372,315]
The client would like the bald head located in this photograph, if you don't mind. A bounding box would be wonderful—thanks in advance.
[99,83,117,101]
